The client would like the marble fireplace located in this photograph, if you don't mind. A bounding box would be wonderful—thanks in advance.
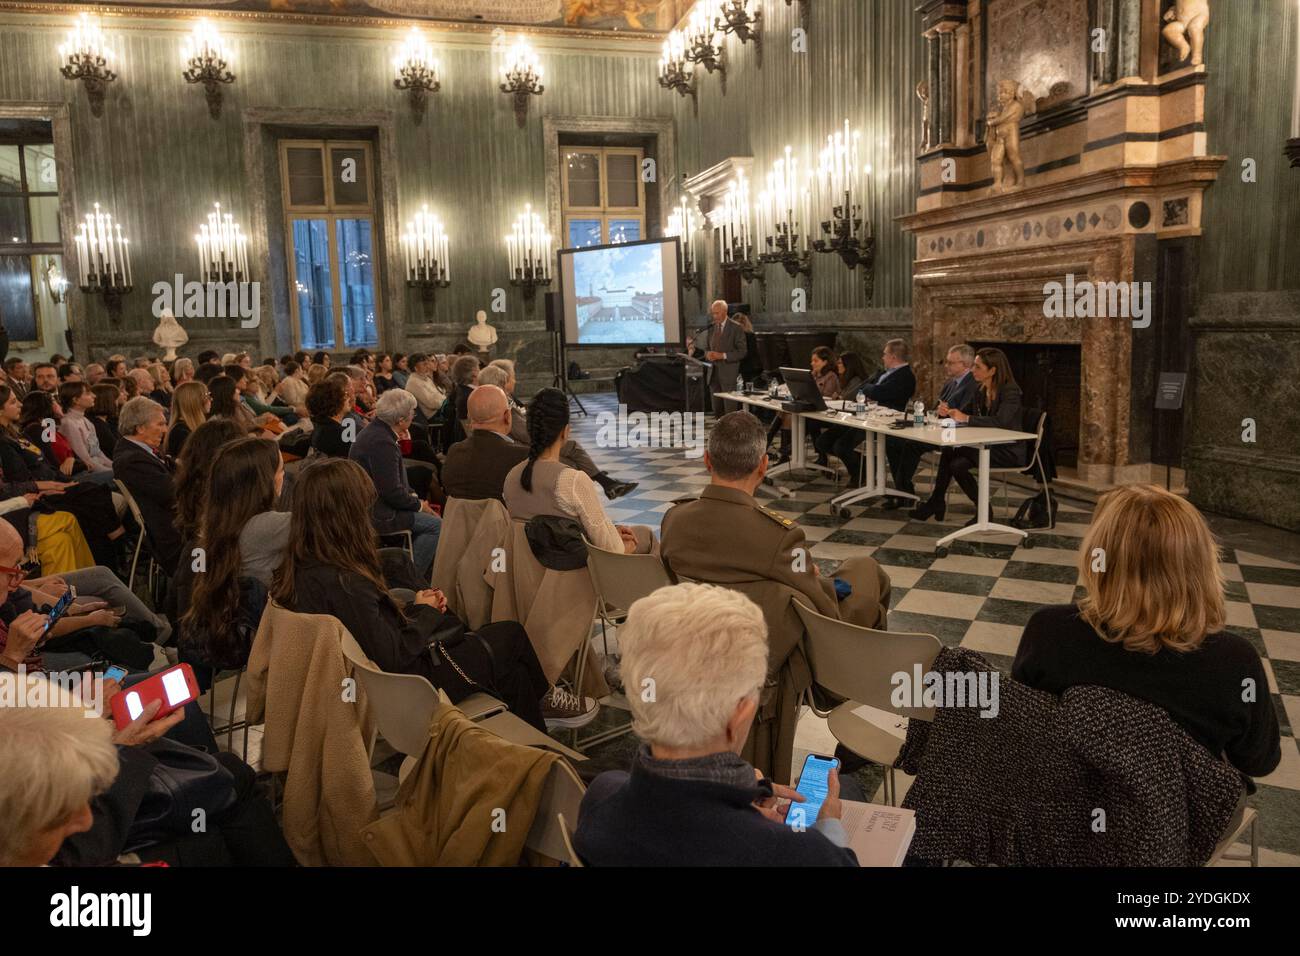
[901,0,1226,488]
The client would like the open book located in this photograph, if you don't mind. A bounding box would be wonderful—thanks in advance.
[840,801,916,867]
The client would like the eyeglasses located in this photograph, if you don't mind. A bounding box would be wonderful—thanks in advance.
[0,564,28,583]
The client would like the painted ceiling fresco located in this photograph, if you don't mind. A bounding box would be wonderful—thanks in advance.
[19,0,688,32]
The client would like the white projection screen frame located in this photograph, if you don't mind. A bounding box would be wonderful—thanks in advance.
[558,237,684,350]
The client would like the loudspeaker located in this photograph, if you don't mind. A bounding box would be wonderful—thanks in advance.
[544,292,560,334]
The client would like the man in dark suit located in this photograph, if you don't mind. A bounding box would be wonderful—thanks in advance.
[350,389,441,576]
[859,339,918,509]
[691,300,748,418]
[441,385,528,501]
[887,343,981,509]
[112,397,182,575]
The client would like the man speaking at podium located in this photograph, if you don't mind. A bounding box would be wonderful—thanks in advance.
[688,299,748,417]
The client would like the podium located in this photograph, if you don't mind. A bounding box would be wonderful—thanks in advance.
[616,353,712,414]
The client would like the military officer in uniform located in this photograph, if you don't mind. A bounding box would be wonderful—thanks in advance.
[660,411,891,783]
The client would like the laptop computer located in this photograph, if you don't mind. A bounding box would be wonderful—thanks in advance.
[779,366,828,412]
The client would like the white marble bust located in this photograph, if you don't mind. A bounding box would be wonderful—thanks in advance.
[467,309,498,352]
[152,307,189,361]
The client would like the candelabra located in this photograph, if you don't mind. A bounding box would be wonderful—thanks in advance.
[714,176,765,305]
[505,203,552,303]
[658,32,697,110]
[755,147,814,301]
[181,19,235,118]
[810,121,877,301]
[393,27,441,121]
[73,203,133,322]
[499,38,544,129]
[400,205,451,306]
[785,0,811,30]
[195,202,249,284]
[716,0,763,61]
[684,3,727,81]
[666,195,702,293]
[58,13,117,117]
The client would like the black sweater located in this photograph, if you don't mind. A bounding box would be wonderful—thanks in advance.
[575,757,858,867]
[1013,604,1281,778]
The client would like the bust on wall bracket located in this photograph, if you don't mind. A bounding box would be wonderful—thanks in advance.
[1161,0,1211,68]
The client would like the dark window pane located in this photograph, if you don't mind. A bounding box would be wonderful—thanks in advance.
[335,219,377,348]
[292,219,334,349]
[24,144,57,193]
[286,147,326,207]
[565,151,601,207]
[605,153,640,208]
[0,197,27,244]
[0,147,20,193]
[29,196,60,244]
[0,256,37,341]
[567,219,602,248]
[330,148,369,206]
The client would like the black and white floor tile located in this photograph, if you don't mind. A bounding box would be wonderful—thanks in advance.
[570,394,1300,865]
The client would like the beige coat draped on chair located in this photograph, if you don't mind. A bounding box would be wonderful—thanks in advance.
[485,518,609,699]
[246,601,379,866]
[430,496,510,629]
[361,705,562,866]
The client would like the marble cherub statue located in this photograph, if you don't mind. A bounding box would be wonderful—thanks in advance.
[467,309,498,354]
[1162,0,1210,67]
[986,80,1030,193]
[916,79,931,151]
[152,307,188,361]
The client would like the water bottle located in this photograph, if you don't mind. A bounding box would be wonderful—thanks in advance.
[736,374,745,395]
[855,390,866,418]
[913,400,925,427]
[768,379,779,399]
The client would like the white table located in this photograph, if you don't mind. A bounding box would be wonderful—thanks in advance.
[714,391,839,481]
[803,406,1037,552]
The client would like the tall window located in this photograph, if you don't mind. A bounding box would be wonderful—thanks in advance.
[0,133,63,349]
[561,147,645,248]
[278,140,380,350]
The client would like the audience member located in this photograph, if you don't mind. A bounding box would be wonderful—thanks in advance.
[349,389,441,576]
[166,381,210,458]
[271,458,550,730]
[307,377,352,458]
[112,397,183,575]
[404,352,446,420]
[56,382,114,478]
[173,418,249,546]
[504,387,656,557]
[31,362,58,396]
[1013,484,1281,778]
[87,383,122,457]
[3,358,30,400]
[574,583,856,867]
[441,384,527,501]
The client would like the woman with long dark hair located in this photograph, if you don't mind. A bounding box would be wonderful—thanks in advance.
[173,418,249,545]
[813,351,873,474]
[179,436,284,672]
[271,458,551,730]
[910,347,1028,522]
[19,391,81,476]
[88,383,122,457]
[207,375,254,432]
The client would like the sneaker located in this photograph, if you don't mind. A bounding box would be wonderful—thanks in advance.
[541,685,599,730]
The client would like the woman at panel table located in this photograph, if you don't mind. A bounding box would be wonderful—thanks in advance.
[909,347,1027,523]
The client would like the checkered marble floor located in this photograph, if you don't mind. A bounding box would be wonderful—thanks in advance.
[571,393,1300,864]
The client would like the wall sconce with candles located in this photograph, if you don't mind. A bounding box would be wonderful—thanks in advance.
[504,203,552,304]
[715,0,763,63]
[810,120,876,301]
[665,195,702,294]
[658,31,697,111]
[1288,8,1300,169]
[755,146,815,300]
[195,202,249,284]
[58,13,117,118]
[181,19,235,119]
[393,27,441,122]
[714,174,766,306]
[683,3,727,86]
[499,38,544,129]
[400,205,451,307]
[73,203,133,323]
[784,0,811,30]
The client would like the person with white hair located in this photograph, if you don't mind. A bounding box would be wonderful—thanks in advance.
[0,703,120,866]
[574,583,857,866]
[112,396,183,575]
[349,388,441,575]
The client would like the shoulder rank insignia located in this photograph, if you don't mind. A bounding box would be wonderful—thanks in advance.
[758,507,795,528]
[670,495,699,506]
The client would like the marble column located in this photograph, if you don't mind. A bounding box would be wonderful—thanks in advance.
[938,26,956,146]
[926,30,941,149]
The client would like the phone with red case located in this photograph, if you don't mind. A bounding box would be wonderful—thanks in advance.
[110,663,200,730]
